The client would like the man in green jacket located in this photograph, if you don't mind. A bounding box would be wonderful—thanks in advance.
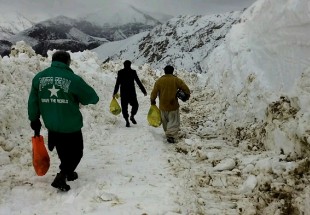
[150,65,190,143]
[28,50,99,191]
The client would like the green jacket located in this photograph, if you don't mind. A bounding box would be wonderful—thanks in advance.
[150,74,190,111]
[28,61,99,133]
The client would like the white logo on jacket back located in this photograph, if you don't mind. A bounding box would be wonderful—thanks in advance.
[39,77,71,104]
[48,85,59,97]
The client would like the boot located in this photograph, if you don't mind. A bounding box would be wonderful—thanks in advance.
[125,118,130,127]
[51,173,70,191]
[130,115,137,124]
[67,172,78,181]
[167,137,175,144]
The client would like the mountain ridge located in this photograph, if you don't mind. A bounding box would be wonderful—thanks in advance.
[0,8,242,74]
[0,4,171,56]
[93,10,243,73]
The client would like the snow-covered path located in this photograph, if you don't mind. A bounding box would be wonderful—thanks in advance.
[0,91,188,215]
[76,113,183,214]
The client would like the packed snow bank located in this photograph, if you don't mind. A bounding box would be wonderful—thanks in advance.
[0,42,189,214]
[201,0,310,158]
[1,36,310,214]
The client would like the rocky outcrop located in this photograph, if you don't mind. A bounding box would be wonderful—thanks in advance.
[0,40,12,56]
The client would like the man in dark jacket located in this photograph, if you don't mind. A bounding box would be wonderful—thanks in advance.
[150,65,190,143]
[113,60,147,127]
[28,50,99,191]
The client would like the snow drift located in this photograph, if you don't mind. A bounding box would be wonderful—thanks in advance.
[201,0,310,158]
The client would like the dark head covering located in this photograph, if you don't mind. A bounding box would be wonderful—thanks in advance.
[164,65,174,74]
[52,50,71,65]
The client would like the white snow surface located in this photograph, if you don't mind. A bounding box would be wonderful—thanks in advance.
[1,0,310,214]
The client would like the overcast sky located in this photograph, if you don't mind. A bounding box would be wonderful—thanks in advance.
[1,0,257,19]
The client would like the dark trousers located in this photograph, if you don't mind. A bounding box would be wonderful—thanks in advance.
[48,130,83,175]
[121,97,139,119]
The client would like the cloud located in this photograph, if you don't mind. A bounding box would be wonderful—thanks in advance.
[0,0,256,20]
[122,0,256,15]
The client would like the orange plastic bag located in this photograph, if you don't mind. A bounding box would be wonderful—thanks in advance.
[32,135,50,176]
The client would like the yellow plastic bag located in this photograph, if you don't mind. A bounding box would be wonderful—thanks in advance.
[147,105,162,127]
[110,98,121,115]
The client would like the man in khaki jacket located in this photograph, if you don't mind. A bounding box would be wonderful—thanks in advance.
[150,65,190,143]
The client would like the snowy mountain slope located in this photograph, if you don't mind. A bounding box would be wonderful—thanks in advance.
[0,2,171,42]
[93,11,242,73]
[9,16,106,44]
[4,16,108,56]
[0,13,37,40]
[0,2,171,57]
[82,4,163,27]
[81,4,171,41]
